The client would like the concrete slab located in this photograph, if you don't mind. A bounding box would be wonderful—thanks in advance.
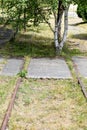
[72,56,87,78]
[27,58,72,79]
[1,59,23,76]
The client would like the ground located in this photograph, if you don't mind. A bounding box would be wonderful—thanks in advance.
[0,76,17,126]
[8,79,87,130]
[0,4,87,130]
[68,5,87,52]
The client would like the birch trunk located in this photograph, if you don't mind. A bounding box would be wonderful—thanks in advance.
[54,25,59,49]
[57,11,63,43]
[57,0,64,42]
[54,12,63,51]
[54,0,64,52]
[60,6,69,50]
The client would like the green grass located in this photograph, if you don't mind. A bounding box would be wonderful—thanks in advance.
[0,22,86,58]
[0,23,55,58]
[0,35,55,58]
[82,78,87,92]
[8,79,87,130]
[0,76,17,126]
[0,10,87,130]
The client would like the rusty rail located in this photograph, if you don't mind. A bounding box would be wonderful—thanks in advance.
[0,58,25,130]
[73,61,87,99]
[0,78,22,130]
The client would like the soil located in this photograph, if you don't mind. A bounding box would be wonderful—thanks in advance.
[68,5,87,52]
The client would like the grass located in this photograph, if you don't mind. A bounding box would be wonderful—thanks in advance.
[0,17,86,58]
[0,23,55,58]
[81,78,87,92]
[0,5,87,130]
[0,35,55,58]
[8,79,87,130]
[0,76,17,126]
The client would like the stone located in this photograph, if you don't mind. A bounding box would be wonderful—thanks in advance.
[27,58,72,79]
[72,56,87,78]
[1,59,23,76]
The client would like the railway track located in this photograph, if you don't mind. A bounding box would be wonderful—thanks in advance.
[0,58,87,130]
[73,61,87,99]
[0,58,25,130]
[0,78,22,130]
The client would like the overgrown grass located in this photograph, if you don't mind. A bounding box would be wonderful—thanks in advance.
[0,76,17,126]
[0,23,55,58]
[0,21,86,58]
[82,78,87,92]
[0,7,87,130]
[0,38,83,58]
[8,79,87,130]
[0,36,55,58]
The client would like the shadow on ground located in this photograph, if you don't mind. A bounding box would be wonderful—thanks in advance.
[69,22,87,26]
[0,31,83,58]
[71,34,87,40]
[0,33,56,57]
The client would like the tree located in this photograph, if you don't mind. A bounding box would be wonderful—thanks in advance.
[54,0,70,52]
[0,0,71,53]
[40,0,71,52]
[73,0,87,22]
[0,0,46,32]
[77,4,87,22]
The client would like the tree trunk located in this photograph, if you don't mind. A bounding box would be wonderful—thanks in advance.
[57,0,64,42]
[54,25,59,50]
[54,0,64,52]
[60,6,69,50]
[54,0,69,53]
[24,8,27,32]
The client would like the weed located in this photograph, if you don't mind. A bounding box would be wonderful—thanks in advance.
[18,70,27,78]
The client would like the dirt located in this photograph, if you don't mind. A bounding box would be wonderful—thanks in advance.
[68,6,87,52]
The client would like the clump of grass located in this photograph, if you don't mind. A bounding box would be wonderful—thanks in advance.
[18,70,27,78]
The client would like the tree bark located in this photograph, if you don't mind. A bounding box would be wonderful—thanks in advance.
[54,0,69,53]
[54,25,59,49]
[24,7,27,32]
[60,6,69,50]
[57,0,64,42]
[54,0,64,52]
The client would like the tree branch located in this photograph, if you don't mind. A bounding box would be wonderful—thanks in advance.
[40,13,54,33]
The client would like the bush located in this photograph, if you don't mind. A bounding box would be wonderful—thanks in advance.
[77,5,87,22]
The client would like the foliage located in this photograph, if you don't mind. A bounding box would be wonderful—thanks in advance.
[0,0,71,30]
[1,0,87,52]
[0,0,49,31]
[74,0,87,22]
[77,4,87,22]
